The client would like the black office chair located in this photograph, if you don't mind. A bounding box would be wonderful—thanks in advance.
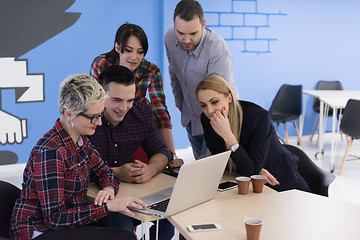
[0,151,18,165]
[0,180,21,239]
[283,144,335,197]
[310,80,343,145]
[338,99,360,175]
[269,84,304,150]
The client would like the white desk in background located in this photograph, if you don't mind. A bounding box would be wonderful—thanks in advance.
[302,90,360,172]
[321,96,360,173]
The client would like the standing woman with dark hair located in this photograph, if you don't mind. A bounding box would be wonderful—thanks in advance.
[196,75,311,192]
[90,23,183,168]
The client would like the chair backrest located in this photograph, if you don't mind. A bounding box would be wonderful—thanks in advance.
[269,84,302,118]
[282,144,335,197]
[312,80,343,113]
[340,99,360,139]
[0,181,21,238]
[0,151,18,165]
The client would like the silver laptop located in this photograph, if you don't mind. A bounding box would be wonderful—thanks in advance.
[132,151,231,218]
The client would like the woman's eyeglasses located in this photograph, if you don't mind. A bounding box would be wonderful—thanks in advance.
[78,109,106,124]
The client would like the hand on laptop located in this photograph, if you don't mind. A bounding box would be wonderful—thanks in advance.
[94,186,115,206]
[106,196,147,216]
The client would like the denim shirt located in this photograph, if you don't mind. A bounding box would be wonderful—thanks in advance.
[165,26,239,136]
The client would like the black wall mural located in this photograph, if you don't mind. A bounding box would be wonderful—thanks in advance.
[0,0,80,164]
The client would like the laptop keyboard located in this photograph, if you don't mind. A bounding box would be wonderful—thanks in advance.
[148,198,170,212]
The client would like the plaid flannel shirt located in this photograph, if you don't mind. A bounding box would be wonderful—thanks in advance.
[88,100,172,167]
[10,119,119,240]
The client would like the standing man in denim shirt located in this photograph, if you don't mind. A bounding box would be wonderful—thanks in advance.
[165,0,239,159]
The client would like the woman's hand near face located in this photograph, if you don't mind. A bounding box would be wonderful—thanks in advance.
[210,107,238,149]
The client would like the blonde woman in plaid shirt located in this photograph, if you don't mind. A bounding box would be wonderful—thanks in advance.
[10,74,146,240]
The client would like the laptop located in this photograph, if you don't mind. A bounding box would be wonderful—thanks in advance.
[132,151,231,218]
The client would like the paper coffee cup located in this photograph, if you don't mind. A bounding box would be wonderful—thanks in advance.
[244,218,263,240]
[250,175,266,193]
[236,176,251,195]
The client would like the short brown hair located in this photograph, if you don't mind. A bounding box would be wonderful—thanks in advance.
[173,0,204,23]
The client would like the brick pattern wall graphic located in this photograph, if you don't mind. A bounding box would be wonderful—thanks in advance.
[205,0,286,54]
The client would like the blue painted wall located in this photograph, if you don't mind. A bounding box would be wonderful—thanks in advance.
[1,0,360,164]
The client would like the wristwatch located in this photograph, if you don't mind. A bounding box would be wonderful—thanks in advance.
[170,151,178,160]
[230,143,239,152]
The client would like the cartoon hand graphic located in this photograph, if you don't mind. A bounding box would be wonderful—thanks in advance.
[0,110,27,145]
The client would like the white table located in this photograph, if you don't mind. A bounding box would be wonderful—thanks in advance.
[86,172,360,239]
[302,90,360,172]
[86,172,246,240]
[169,189,360,240]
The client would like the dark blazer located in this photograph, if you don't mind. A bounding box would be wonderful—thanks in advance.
[201,100,310,192]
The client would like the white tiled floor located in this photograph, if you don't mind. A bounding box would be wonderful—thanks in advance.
[282,133,360,206]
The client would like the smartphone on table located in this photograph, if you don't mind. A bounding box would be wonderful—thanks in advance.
[162,167,180,177]
[217,180,237,191]
[187,223,221,232]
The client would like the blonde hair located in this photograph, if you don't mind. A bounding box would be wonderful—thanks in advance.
[59,74,106,115]
[196,75,243,172]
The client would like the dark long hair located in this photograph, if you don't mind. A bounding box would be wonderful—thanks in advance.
[104,23,148,64]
